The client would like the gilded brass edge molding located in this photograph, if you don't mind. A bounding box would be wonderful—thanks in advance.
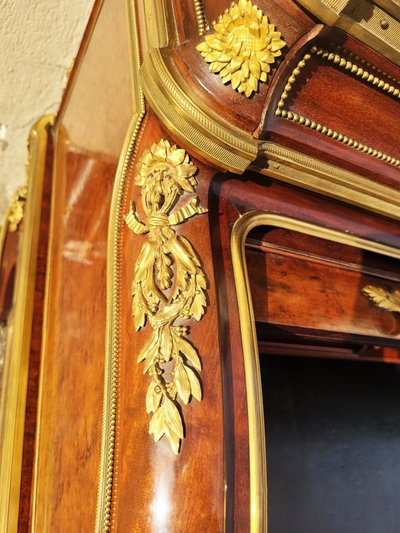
[125,139,207,454]
[362,285,400,313]
[258,141,400,221]
[143,0,169,49]
[296,0,400,67]
[196,0,286,97]
[95,1,146,531]
[0,114,54,533]
[140,47,258,173]
[193,0,209,36]
[275,46,400,168]
[231,210,400,533]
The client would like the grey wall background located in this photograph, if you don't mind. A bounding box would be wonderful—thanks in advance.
[0,0,95,218]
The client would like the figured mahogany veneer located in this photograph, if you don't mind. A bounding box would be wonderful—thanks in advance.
[247,234,400,342]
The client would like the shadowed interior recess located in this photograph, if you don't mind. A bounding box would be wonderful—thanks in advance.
[262,355,400,533]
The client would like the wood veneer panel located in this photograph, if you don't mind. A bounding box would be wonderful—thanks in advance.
[33,151,113,531]
[32,0,133,529]
[286,59,400,160]
[247,246,400,340]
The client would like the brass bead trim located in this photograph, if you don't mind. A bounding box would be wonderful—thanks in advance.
[275,46,400,168]
[96,110,145,533]
[193,0,209,36]
[313,45,400,100]
[95,0,146,531]
[279,108,400,167]
[334,45,400,87]
[275,51,312,114]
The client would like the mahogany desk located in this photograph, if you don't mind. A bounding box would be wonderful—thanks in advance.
[1,0,400,531]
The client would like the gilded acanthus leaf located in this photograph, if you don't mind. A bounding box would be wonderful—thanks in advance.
[362,285,400,314]
[7,184,28,232]
[196,0,286,97]
[125,139,208,454]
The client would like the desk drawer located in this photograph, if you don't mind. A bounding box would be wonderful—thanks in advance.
[246,227,400,349]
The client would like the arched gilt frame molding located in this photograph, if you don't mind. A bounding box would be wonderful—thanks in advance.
[231,211,400,533]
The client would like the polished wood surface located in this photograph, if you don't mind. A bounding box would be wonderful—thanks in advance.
[172,0,315,134]
[260,27,400,189]
[31,149,113,532]
[6,0,400,531]
[247,237,400,340]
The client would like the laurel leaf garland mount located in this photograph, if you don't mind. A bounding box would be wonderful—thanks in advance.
[125,139,208,454]
[362,285,400,314]
[197,0,286,97]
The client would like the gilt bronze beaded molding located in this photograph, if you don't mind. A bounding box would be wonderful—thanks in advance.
[193,0,208,35]
[125,139,208,454]
[95,0,146,530]
[275,45,400,168]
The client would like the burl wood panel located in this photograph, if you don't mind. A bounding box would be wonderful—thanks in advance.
[246,242,400,340]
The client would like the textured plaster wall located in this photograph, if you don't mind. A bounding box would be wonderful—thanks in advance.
[0,0,95,217]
